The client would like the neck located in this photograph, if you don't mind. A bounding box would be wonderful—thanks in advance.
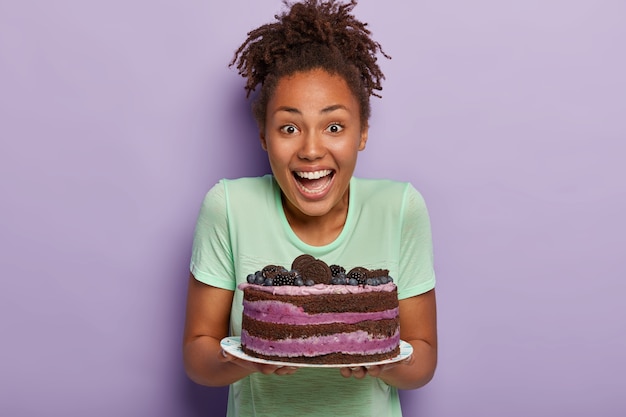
[282,193,349,247]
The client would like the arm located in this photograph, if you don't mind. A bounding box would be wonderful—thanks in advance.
[183,274,297,387]
[341,288,437,390]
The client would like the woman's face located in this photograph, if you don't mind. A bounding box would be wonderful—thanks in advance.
[261,69,368,222]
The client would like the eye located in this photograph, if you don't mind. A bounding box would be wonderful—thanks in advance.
[326,123,344,134]
[280,124,299,135]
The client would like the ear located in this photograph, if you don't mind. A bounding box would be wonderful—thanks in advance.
[259,131,268,151]
[358,125,369,151]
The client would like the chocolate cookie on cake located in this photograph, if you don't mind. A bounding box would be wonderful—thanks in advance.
[239,255,400,364]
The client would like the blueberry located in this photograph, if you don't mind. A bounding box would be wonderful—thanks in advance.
[305,279,315,286]
[254,274,265,285]
[263,278,274,286]
[294,277,304,286]
[247,274,256,284]
[348,278,358,286]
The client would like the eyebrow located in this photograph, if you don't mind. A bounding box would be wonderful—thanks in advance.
[275,104,348,115]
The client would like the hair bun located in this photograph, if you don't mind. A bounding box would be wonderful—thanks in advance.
[231,0,390,128]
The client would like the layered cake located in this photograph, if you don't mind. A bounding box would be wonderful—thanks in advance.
[238,254,400,364]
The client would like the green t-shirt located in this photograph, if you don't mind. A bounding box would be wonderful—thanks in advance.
[190,175,435,417]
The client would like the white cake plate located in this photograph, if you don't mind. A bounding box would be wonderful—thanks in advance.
[220,336,413,368]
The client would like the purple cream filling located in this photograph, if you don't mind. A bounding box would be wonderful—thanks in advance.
[243,299,399,325]
[241,329,400,357]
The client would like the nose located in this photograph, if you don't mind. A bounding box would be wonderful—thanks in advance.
[297,132,326,160]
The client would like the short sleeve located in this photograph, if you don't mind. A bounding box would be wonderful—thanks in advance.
[189,181,236,290]
[397,185,436,299]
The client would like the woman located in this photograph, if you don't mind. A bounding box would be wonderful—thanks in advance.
[183,1,437,415]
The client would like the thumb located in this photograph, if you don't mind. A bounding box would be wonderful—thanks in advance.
[219,349,233,363]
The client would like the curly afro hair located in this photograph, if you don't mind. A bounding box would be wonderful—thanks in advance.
[230,0,390,131]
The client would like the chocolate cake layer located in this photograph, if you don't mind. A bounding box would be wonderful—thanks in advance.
[243,287,398,314]
[242,316,399,339]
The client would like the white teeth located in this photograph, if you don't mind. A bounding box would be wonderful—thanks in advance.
[295,170,332,180]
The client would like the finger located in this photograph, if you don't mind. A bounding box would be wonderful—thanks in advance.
[350,366,368,379]
[274,366,299,376]
[257,364,282,375]
[365,364,382,377]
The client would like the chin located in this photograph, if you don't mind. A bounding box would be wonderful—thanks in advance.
[292,199,337,218]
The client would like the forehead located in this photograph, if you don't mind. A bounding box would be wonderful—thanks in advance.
[269,69,359,111]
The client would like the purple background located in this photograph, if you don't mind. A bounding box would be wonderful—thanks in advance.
[1,0,625,416]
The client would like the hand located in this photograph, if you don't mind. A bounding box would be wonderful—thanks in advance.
[339,354,414,379]
[219,349,299,376]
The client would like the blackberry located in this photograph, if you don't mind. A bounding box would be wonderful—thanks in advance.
[330,264,346,277]
[272,271,297,286]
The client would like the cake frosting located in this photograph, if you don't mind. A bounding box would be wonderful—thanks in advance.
[238,255,400,364]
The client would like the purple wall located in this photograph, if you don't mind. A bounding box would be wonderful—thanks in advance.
[1,0,625,416]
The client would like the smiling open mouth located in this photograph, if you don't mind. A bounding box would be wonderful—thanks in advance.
[293,170,334,194]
